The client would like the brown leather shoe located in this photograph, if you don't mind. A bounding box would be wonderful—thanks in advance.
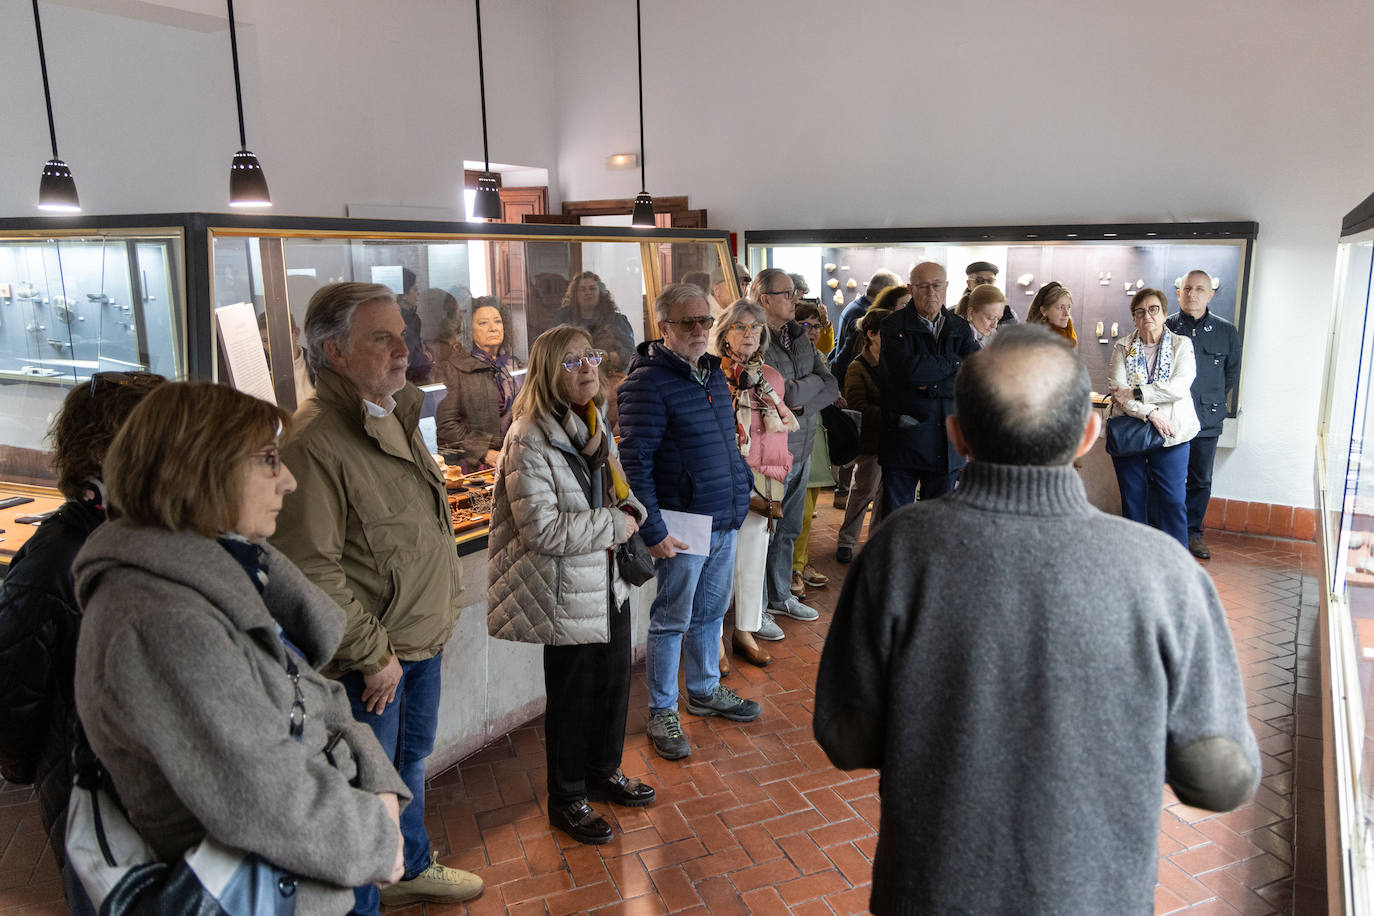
[732,631,772,667]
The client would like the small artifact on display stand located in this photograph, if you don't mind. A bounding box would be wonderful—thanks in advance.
[827,278,839,289]
[0,283,10,300]
[845,278,857,289]
[832,292,844,306]
[1212,277,1221,290]
[1124,282,1133,293]
[447,466,497,537]
[1174,276,1184,289]
[1096,321,1107,343]
[1110,322,1119,337]
[1017,274,1034,295]
[15,281,38,300]
[25,321,45,335]
[1136,279,1144,289]
[824,263,837,273]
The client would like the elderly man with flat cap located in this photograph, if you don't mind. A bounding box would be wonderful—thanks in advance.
[957,260,1017,325]
[815,324,1257,915]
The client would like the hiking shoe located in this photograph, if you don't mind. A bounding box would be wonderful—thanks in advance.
[771,596,819,621]
[687,684,761,722]
[755,612,785,641]
[801,563,829,588]
[790,571,806,597]
[378,851,483,905]
[1189,536,1211,559]
[646,710,691,760]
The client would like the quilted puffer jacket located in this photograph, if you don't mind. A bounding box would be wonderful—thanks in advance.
[0,496,103,868]
[616,341,751,545]
[487,408,646,645]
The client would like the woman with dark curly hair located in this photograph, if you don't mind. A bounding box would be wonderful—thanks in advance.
[0,371,165,910]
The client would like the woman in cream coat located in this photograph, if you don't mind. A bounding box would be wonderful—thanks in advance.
[1107,288,1200,548]
[487,325,651,847]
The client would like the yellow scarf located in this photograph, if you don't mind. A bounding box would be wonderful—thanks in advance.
[583,402,629,501]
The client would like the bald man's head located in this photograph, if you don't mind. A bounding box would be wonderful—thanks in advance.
[954,325,1092,466]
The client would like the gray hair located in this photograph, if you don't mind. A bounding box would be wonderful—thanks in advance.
[654,281,709,324]
[866,269,902,299]
[787,272,810,297]
[749,267,789,301]
[711,298,772,356]
[303,282,396,377]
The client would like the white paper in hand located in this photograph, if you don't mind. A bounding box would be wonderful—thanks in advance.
[658,510,711,556]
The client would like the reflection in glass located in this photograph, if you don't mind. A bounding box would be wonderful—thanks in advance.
[553,271,636,377]
[435,297,523,472]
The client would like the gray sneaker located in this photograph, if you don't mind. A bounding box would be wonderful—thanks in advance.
[687,685,761,722]
[755,612,785,642]
[646,710,690,760]
[771,596,819,621]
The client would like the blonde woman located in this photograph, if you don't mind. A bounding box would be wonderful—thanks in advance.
[487,325,652,846]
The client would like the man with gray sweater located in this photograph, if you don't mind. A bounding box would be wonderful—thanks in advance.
[814,325,1258,915]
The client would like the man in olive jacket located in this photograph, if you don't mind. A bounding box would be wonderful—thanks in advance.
[272,282,478,913]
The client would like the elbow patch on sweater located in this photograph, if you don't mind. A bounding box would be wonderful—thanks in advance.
[1167,735,1258,812]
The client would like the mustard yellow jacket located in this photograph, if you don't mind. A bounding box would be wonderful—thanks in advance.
[273,367,462,677]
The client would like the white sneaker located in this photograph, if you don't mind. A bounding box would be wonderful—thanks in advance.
[771,597,819,621]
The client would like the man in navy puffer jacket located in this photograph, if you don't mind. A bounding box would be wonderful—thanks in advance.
[618,283,754,761]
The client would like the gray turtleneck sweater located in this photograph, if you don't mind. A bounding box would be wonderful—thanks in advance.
[814,460,1257,916]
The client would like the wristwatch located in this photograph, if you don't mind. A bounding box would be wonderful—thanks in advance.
[1132,386,1142,400]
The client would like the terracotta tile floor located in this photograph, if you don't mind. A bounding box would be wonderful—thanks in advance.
[0,504,1317,915]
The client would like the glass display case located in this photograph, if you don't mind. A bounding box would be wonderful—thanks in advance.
[747,222,1256,439]
[1315,191,1374,913]
[0,213,736,559]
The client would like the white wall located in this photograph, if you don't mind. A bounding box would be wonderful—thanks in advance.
[0,0,558,217]
[551,0,1374,510]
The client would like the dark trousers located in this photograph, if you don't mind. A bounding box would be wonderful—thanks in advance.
[882,466,958,515]
[1186,434,1220,538]
[1114,441,1190,548]
[543,597,632,805]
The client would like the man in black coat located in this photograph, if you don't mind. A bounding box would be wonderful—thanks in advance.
[1166,269,1243,559]
[877,262,980,511]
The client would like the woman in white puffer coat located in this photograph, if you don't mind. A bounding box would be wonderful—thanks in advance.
[487,324,651,847]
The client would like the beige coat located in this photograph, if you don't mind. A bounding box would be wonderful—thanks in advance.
[273,367,462,677]
[487,409,645,645]
[73,521,410,916]
[1108,330,1200,448]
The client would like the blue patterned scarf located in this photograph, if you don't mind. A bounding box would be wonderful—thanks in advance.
[1125,329,1174,387]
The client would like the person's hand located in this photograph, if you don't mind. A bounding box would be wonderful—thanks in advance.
[484,449,501,468]
[1148,409,1177,439]
[649,535,690,558]
[624,515,639,538]
[373,792,404,887]
[361,656,402,715]
[834,394,848,410]
[1107,384,1131,408]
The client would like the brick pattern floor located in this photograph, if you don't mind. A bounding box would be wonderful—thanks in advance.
[0,507,1317,915]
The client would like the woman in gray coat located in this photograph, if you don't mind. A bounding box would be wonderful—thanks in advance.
[73,382,409,916]
[487,325,652,846]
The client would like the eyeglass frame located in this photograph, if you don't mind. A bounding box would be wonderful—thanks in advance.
[561,349,607,372]
[727,321,765,334]
[1130,303,1164,318]
[660,315,716,330]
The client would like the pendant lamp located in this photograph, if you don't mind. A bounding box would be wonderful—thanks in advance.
[630,0,655,227]
[470,0,502,221]
[226,0,270,207]
[31,0,79,212]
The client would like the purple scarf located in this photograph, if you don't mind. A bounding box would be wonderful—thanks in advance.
[471,345,516,418]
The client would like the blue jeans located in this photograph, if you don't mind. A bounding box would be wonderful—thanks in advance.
[647,528,738,712]
[765,457,811,607]
[882,466,958,514]
[341,652,443,916]
[1113,441,1190,548]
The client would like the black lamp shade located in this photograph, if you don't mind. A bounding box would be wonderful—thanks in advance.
[37,159,80,212]
[631,191,656,228]
[472,174,502,221]
[229,149,271,207]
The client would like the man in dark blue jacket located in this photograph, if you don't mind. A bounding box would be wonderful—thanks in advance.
[618,283,756,761]
[877,262,981,511]
[1166,269,1243,559]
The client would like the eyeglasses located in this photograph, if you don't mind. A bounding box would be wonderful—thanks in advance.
[662,315,716,330]
[253,446,284,477]
[798,321,824,330]
[561,349,607,372]
[763,287,796,298]
[1131,304,1163,317]
[728,322,765,334]
[911,281,948,293]
[87,370,137,397]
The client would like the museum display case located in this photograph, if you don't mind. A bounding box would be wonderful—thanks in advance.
[0,213,736,560]
[746,222,1256,442]
[1315,191,1374,913]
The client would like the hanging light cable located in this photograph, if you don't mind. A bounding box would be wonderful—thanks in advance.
[470,0,502,221]
[630,0,655,227]
[32,0,79,212]
[226,0,270,207]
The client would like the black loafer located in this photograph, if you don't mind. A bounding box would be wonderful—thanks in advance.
[587,770,656,807]
[549,799,613,845]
